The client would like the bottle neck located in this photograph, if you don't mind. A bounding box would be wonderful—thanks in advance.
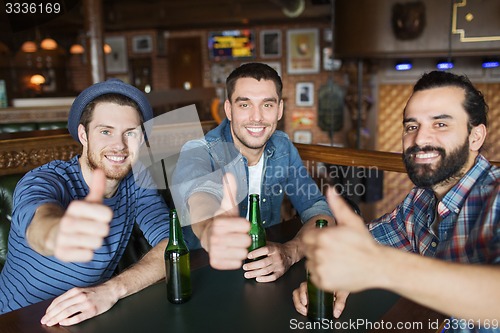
[167,210,188,250]
[315,219,328,229]
[249,194,261,224]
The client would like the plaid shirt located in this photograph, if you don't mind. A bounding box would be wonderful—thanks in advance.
[369,154,499,263]
[369,154,499,333]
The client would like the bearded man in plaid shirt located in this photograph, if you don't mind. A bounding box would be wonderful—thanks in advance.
[294,70,499,333]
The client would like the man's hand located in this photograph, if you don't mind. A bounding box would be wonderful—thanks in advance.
[52,169,113,262]
[292,281,349,318]
[303,188,382,293]
[41,282,117,326]
[242,242,294,282]
[202,174,251,270]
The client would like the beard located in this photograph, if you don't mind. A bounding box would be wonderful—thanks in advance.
[86,145,131,180]
[403,138,470,188]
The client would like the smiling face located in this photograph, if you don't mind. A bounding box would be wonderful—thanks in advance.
[224,77,283,164]
[402,86,485,190]
[79,101,143,181]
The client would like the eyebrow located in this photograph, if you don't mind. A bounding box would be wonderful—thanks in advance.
[233,96,278,103]
[95,124,139,132]
[403,114,453,124]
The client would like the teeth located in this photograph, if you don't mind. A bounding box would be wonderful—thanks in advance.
[107,155,125,162]
[247,127,264,133]
[416,152,438,159]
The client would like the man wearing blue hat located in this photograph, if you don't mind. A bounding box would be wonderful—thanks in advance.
[0,79,170,326]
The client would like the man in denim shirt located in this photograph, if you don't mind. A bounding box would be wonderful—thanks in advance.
[172,63,332,282]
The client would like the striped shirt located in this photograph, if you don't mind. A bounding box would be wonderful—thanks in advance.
[369,154,499,333]
[0,156,169,314]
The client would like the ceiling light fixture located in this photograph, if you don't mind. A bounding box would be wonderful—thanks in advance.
[482,59,499,69]
[30,74,46,85]
[40,38,58,50]
[70,43,112,55]
[436,60,454,70]
[395,60,412,71]
[21,41,38,53]
[70,44,85,55]
[103,43,112,54]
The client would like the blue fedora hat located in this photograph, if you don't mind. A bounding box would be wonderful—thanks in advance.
[68,78,153,142]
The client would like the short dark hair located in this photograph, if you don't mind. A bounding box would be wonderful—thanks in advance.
[226,62,283,101]
[79,93,142,133]
[412,71,488,130]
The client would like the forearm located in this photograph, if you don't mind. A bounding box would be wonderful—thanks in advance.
[377,246,500,320]
[104,239,169,301]
[26,203,63,256]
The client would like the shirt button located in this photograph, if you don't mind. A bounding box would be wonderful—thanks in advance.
[262,198,266,203]
[431,241,437,248]
[263,220,266,224]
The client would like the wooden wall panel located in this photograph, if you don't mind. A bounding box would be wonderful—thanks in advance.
[375,84,413,217]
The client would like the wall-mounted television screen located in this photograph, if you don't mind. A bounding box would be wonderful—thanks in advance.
[208,29,255,60]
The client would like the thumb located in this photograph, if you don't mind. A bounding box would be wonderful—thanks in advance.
[85,169,107,203]
[217,173,239,217]
[327,187,365,228]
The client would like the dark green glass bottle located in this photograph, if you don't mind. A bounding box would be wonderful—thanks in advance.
[165,209,192,304]
[246,194,266,263]
[307,219,334,321]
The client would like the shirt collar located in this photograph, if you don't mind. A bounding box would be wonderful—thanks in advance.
[439,154,491,215]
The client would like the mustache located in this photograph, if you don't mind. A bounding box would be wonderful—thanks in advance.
[404,145,446,157]
[245,123,270,127]
[103,149,129,155]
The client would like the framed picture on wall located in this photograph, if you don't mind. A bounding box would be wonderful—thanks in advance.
[293,130,312,144]
[260,30,281,58]
[287,28,319,74]
[105,36,128,74]
[132,35,153,54]
[296,82,314,107]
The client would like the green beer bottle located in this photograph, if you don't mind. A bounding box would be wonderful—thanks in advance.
[165,209,192,304]
[246,194,266,262]
[307,219,334,321]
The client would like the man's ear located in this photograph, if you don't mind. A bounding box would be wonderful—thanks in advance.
[277,100,284,121]
[78,124,88,147]
[469,124,487,152]
[224,99,232,121]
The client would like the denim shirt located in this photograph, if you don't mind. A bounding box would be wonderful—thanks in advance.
[172,119,331,233]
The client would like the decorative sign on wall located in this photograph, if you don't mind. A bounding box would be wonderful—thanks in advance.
[292,110,314,127]
[105,36,128,74]
[260,30,281,58]
[295,82,314,107]
[452,0,500,42]
[286,28,319,74]
[293,130,312,144]
[132,35,153,54]
[391,1,426,40]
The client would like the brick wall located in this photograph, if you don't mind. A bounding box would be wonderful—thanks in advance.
[67,23,347,145]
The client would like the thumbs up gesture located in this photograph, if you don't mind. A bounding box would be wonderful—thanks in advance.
[204,173,251,270]
[303,188,380,293]
[53,169,113,262]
